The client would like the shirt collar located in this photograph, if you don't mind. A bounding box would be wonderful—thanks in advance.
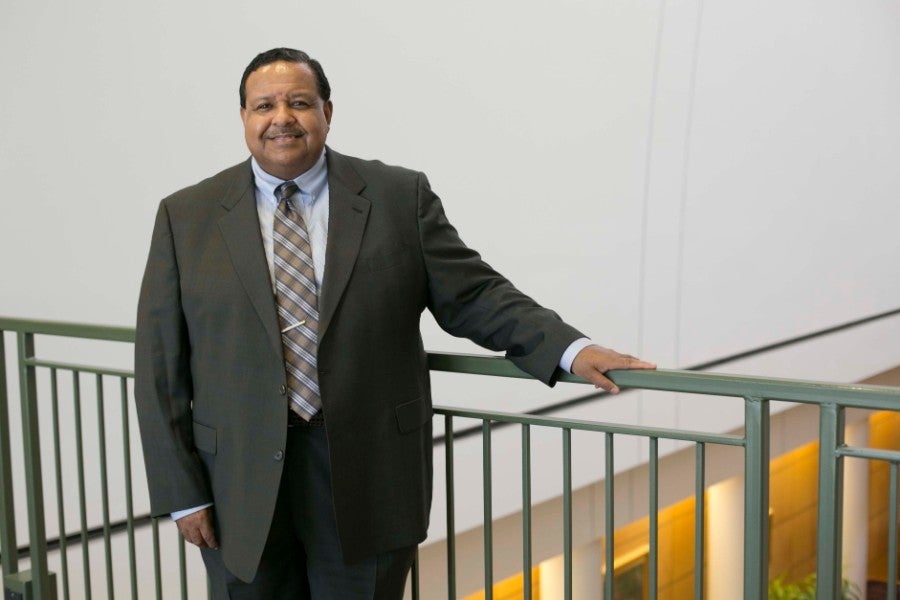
[251,151,328,206]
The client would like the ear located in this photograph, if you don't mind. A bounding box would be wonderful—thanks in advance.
[324,100,334,126]
[239,106,247,123]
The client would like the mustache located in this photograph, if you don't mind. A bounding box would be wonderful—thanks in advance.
[266,128,305,138]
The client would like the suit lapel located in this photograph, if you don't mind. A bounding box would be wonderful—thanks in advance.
[217,160,283,358]
[319,149,370,340]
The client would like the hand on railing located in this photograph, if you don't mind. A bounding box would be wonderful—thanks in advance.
[570,345,656,394]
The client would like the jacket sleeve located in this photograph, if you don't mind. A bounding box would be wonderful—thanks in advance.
[416,172,585,386]
[134,200,212,516]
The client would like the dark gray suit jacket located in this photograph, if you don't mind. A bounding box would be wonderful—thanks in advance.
[134,148,583,581]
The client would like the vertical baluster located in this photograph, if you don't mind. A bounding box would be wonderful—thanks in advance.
[410,548,420,600]
[96,374,114,598]
[51,368,70,599]
[72,371,92,599]
[152,518,162,600]
[483,420,493,600]
[120,377,138,600]
[522,424,532,600]
[444,414,456,600]
[562,429,572,600]
[649,437,658,599]
[178,533,187,600]
[604,433,615,599]
[0,332,20,587]
[888,463,898,600]
[694,442,705,600]
[17,332,56,599]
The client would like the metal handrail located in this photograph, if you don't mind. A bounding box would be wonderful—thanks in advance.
[429,351,899,406]
[0,318,135,342]
[1,315,895,405]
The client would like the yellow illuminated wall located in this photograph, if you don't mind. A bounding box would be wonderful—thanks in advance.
[463,568,541,600]
[612,497,697,599]
[768,441,819,582]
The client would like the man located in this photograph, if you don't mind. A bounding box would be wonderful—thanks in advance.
[135,47,654,599]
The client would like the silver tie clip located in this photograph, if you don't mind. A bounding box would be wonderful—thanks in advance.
[281,320,306,333]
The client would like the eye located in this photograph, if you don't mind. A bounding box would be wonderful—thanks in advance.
[254,103,272,112]
[291,100,309,108]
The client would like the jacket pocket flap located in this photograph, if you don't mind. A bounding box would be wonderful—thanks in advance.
[192,421,217,455]
[361,244,409,272]
[395,396,432,433]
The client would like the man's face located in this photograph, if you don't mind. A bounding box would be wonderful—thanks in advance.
[240,61,333,180]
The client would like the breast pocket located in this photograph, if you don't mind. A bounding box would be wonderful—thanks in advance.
[360,243,411,273]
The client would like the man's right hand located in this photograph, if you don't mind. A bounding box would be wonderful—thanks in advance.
[175,507,219,549]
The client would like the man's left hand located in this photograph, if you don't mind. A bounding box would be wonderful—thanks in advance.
[571,345,656,394]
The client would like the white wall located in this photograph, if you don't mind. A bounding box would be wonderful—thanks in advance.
[3,0,898,366]
[2,0,900,591]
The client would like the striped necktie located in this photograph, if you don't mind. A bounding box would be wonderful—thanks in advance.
[273,181,321,421]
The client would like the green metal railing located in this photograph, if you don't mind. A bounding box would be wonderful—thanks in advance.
[1,316,899,599]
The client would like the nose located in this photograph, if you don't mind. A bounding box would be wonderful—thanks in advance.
[272,101,296,125]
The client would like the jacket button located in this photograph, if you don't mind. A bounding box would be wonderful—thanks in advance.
[273,450,284,461]
[279,385,286,395]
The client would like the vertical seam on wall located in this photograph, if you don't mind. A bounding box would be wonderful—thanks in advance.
[638,0,669,358]
[638,0,669,433]
[676,0,707,376]
[675,0,707,429]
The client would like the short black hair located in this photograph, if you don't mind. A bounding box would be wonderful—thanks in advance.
[239,48,331,107]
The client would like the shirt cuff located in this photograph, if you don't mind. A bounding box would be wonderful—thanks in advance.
[559,338,595,373]
[171,503,213,521]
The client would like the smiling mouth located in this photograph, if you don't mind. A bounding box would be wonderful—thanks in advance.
[267,132,304,141]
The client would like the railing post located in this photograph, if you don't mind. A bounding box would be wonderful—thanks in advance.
[743,396,769,600]
[604,433,615,599]
[694,442,706,600]
[15,332,57,600]
[815,402,844,600]
[0,331,21,595]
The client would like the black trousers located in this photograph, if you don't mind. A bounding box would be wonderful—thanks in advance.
[201,425,416,599]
